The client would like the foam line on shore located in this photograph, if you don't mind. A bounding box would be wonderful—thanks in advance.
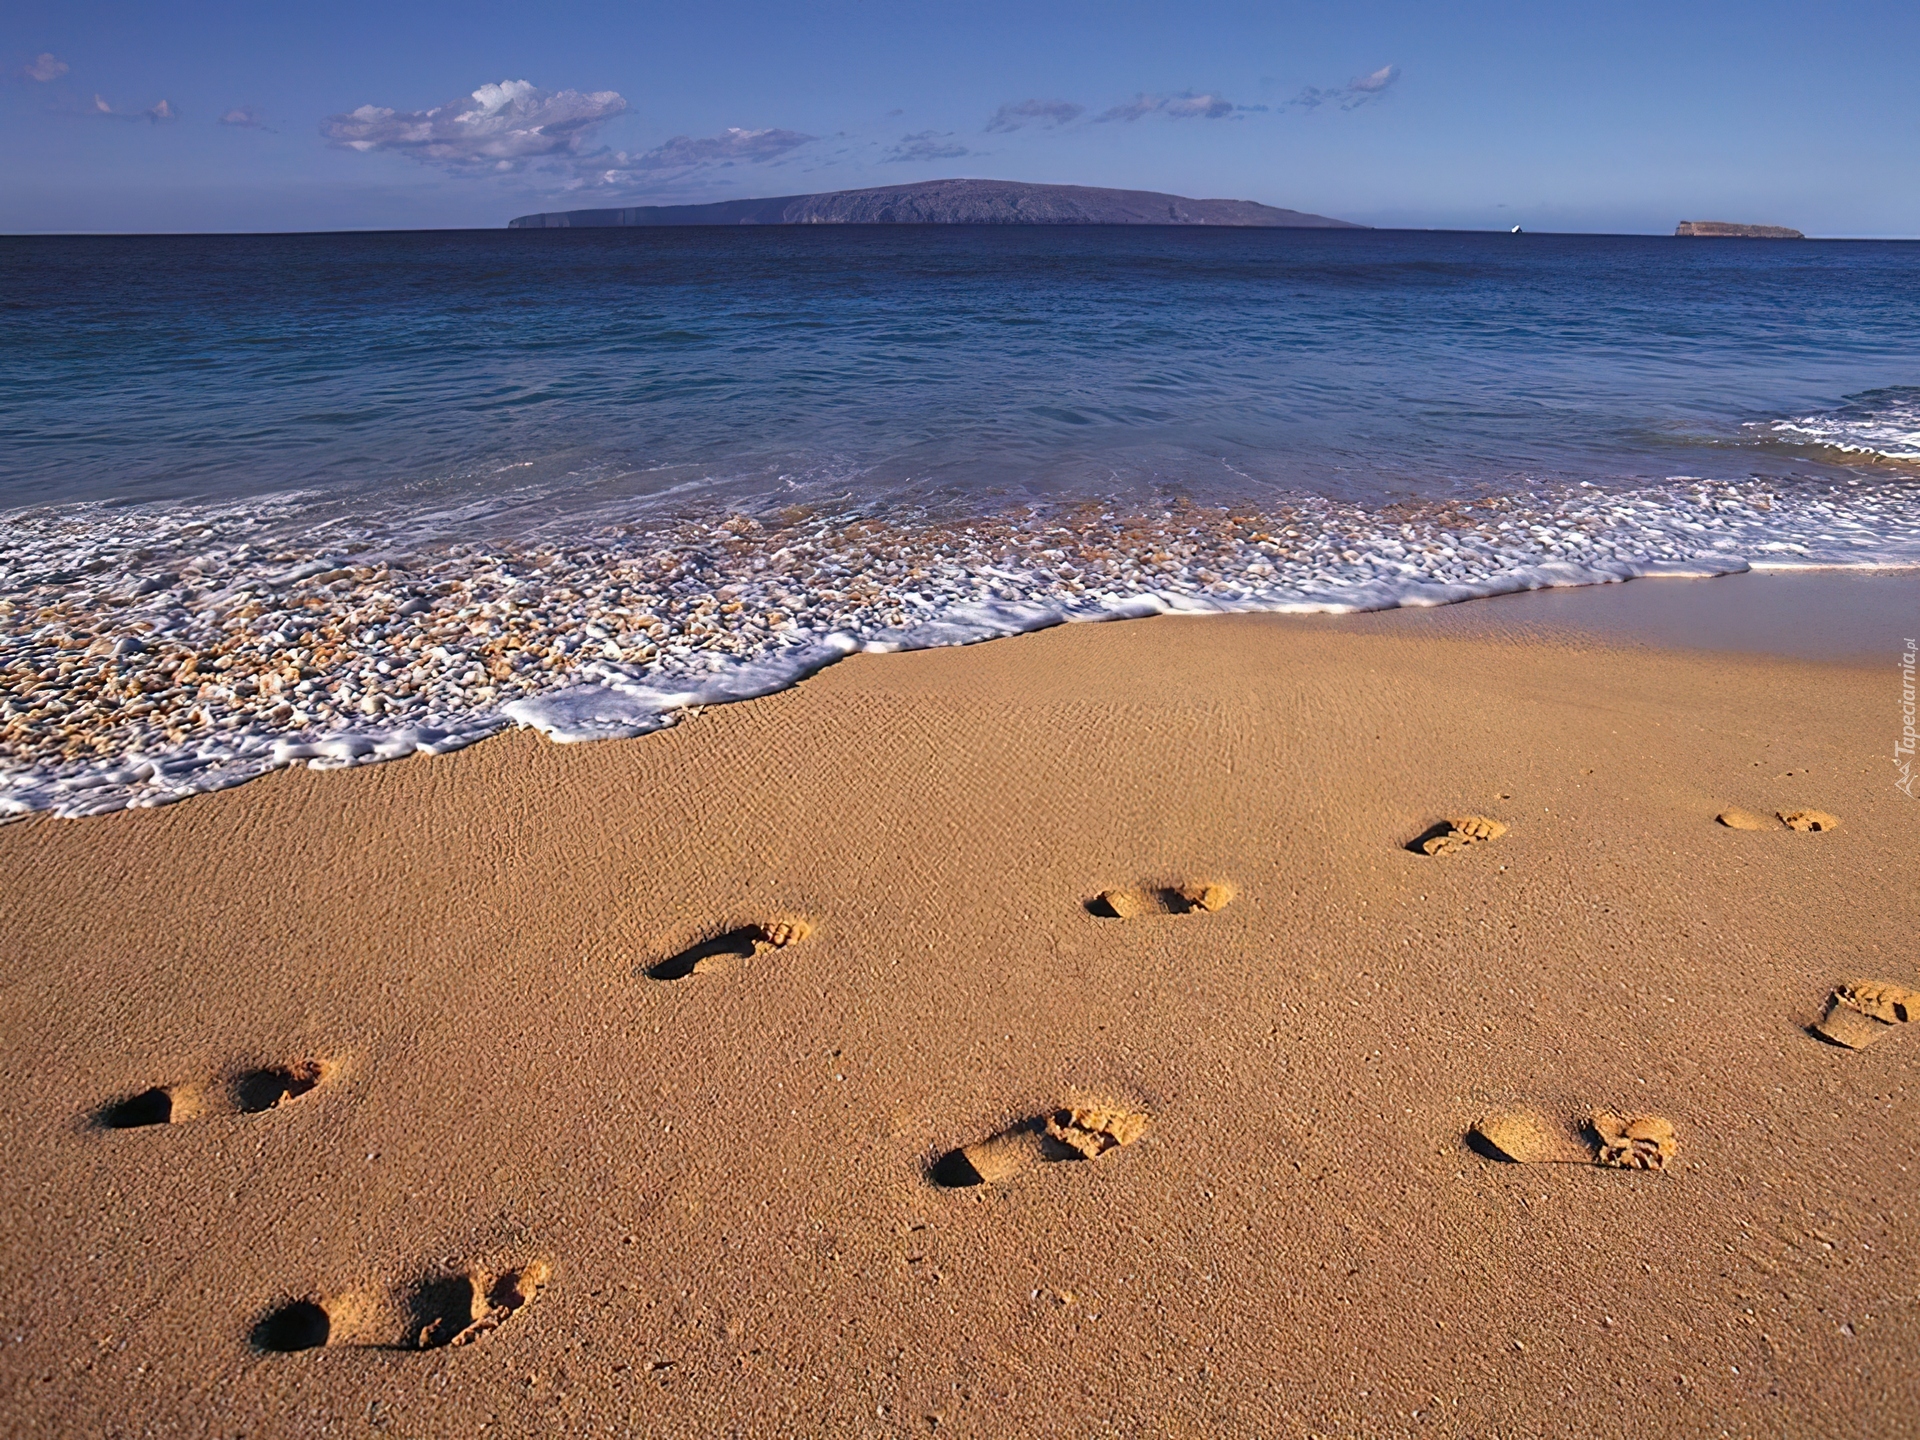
[4,475,1917,819]
[501,557,1749,744]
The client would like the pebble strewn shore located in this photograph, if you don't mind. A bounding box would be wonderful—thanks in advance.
[2,478,1910,817]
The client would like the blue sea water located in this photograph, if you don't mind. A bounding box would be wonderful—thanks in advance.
[5,226,1920,514]
[2,227,1917,815]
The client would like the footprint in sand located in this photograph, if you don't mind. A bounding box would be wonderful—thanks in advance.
[1086,882,1234,919]
[253,1295,357,1353]
[408,1263,550,1349]
[1408,816,1507,857]
[930,1106,1150,1188]
[96,1058,336,1130]
[644,919,812,981]
[1813,980,1919,1050]
[253,1262,549,1353]
[1469,1108,1676,1171]
[1717,808,1841,832]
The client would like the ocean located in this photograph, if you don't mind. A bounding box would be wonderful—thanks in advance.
[3,225,1917,816]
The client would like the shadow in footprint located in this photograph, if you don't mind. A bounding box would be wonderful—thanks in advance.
[96,1087,174,1130]
[253,1300,331,1353]
[408,1275,480,1350]
[1812,980,1916,1049]
[233,1062,326,1114]
[1406,822,1461,856]
[644,921,810,981]
[408,1266,548,1349]
[1407,816,1507,856]
[930,1108,1150,1189]
[1463,1128,1510,1163]
[928,1148,991,1188]
[1086,883,1232,919]
[647,928,765,981]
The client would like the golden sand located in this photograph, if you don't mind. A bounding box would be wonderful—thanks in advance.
[0,611,1912,1435]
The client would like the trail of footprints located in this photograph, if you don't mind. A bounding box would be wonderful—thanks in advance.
[91,796,1888,1356]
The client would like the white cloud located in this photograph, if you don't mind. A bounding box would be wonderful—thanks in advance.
[984,99,1084,133]
[1349,64,1400,95]
[321,79,627,174]
[1098,91,1235,123]
[883,130,969,163]
[219,106,264,128]
[24,53,68,82]
[146,99,174,122]
[1292,64,1401,112]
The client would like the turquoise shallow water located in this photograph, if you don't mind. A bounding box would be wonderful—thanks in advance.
[1,226,1916,817]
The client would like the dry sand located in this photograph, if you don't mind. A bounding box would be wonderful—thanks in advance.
[0,608,1914,1437]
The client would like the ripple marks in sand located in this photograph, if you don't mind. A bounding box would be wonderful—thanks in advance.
[1470,1109,1676,1171]
[1409,815,1507,856]
[1814,980,1919,1050]
[930,1107,1150,1188]
[96,1058,336,1130]
[644,918,813,981]
[1087,883,1234,919]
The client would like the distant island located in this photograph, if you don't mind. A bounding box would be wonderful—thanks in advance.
[508,179,1362,230]
[1675,220,1804,238]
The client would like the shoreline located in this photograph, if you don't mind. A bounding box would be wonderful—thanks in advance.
[2,608,1913,1435]
[1339,565,1918,664]
[4,554,1914,822]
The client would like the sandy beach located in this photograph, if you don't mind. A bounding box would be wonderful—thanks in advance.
[1,595,1914,1437]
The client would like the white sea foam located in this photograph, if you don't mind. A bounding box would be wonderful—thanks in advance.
[4,475,1917,819]
[1757,389,1920,462]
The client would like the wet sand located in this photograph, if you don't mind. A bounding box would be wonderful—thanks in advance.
[0,600,1913,1437]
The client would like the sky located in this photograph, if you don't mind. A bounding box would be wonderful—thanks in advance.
[3,1,1916,236]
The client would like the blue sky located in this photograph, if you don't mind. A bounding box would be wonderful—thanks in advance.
[4,1,1915,235]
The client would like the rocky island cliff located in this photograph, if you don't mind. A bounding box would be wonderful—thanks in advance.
[1675,220,1804,238]
[509,179,1361,229]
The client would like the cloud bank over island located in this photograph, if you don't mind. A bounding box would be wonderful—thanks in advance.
[620,127,815,172]
[885,130,969,163]
[311,64,1399,204]
[1099,92,1237,122]
[984,99,1084,133]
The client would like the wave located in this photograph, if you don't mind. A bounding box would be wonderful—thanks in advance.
[1752,387,1920,463]
[4,473,1918,820]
